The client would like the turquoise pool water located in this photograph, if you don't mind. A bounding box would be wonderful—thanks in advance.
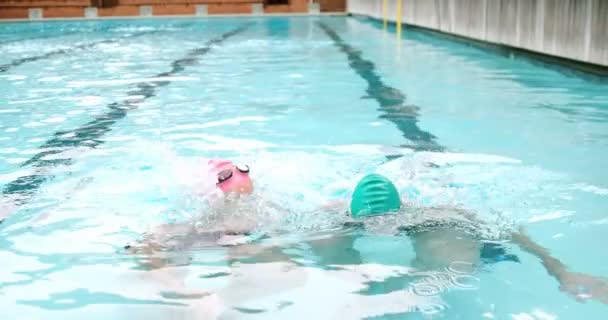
[1,16,607,319]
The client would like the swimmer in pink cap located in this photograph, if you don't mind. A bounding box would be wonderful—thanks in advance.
[126,158,258,255]
[208,159,253,195]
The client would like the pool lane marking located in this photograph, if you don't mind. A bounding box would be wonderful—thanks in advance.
[0,25,250,213]
[317,22,443,152]
[0,30,157,73]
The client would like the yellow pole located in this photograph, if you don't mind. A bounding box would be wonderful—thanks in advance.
[396,0,402,37]
[383,0,388,30]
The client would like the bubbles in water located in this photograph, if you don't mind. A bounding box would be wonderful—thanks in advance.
[411,281,442,296]
[447,261,475,274]
[406,260,480,316]
[417,302,447,316]
[450,274,480,290]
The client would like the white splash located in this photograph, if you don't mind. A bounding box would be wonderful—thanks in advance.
[531,309,558,320]
[43,117,66,123]
[38,76,64,82]
[0,109,21,113]
[415,151,522,166]
[512,313,535,320]
[572,183,608,196]
[23,121,44,127]
[164,116,268,132]
[528,211,573,223]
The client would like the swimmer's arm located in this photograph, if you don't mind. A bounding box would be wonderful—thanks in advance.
[125,222,195,254]
[125,221,206,272]
[125,222,211,298]
[414,205,482,226]
[510,228,567,279]
[511,227,608,304]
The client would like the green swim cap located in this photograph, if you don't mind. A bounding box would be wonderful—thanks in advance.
[350,174,401,218]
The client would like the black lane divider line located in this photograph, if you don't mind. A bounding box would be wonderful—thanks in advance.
[0,30,157,73]
[0,25,250,214]
[317,22,443,152]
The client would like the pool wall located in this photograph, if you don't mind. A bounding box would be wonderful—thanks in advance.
[347,0,608,69]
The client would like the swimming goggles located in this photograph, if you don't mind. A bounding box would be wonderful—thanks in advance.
[216,164,250,184]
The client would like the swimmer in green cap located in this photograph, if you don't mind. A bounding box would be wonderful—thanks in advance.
[321,173,608,304]
[349,173,402,218]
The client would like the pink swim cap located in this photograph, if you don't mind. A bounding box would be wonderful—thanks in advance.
[208,159,253,194]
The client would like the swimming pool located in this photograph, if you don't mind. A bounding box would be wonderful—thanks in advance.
[1,15,607,319]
